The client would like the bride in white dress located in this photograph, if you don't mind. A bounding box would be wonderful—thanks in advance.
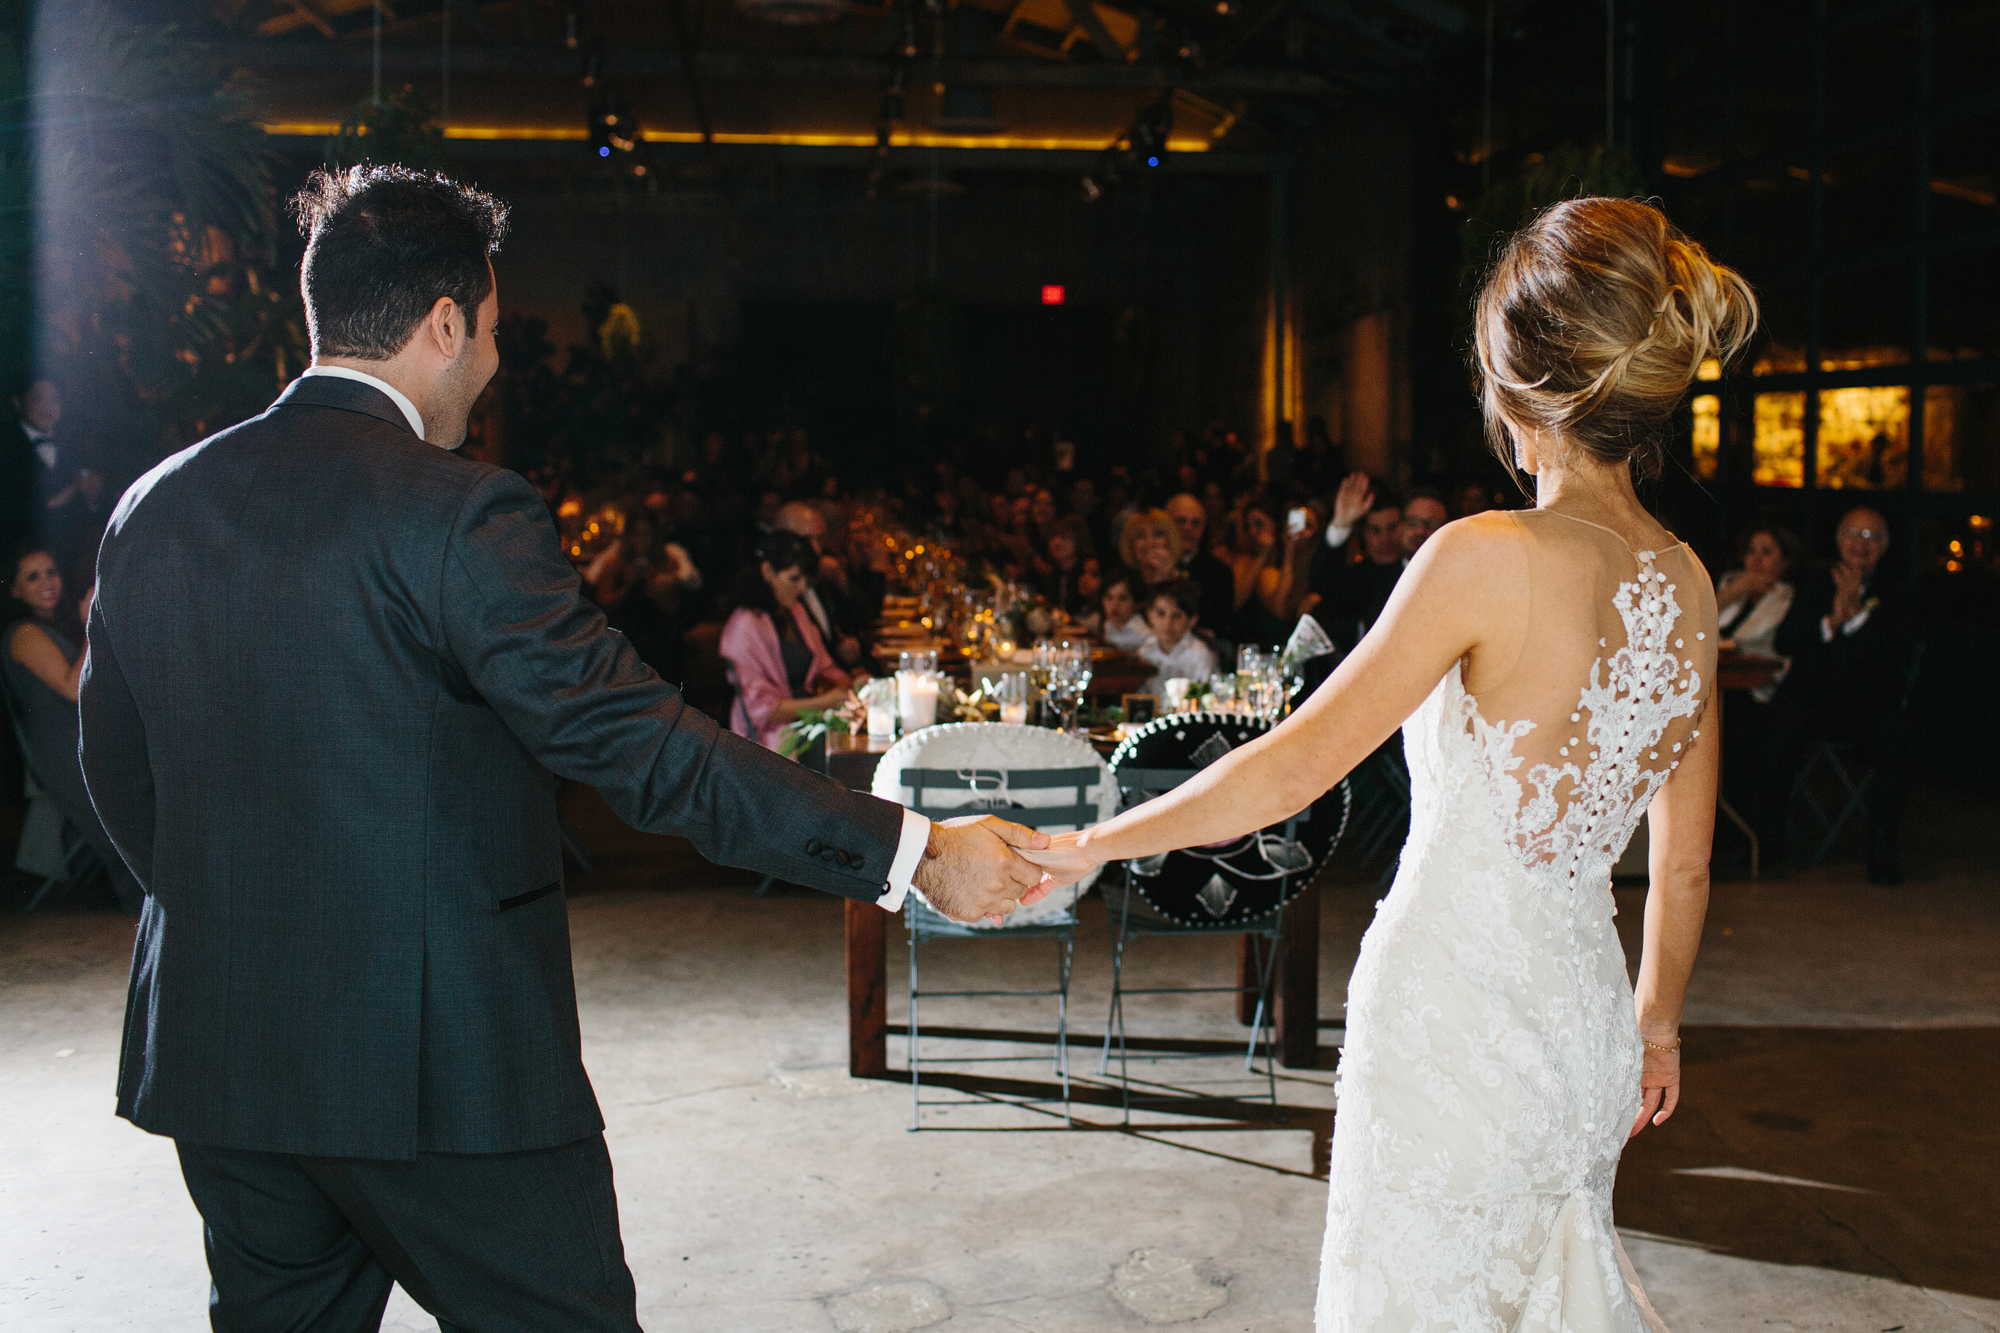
[1026,197,1757,1330]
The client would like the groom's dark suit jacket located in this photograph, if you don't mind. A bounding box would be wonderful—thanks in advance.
[79,374,905,1160]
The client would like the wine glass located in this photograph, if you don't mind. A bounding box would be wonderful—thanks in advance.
[1050,640,1093,733]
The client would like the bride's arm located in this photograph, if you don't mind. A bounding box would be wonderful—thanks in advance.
[1032,517,1523,878]
[1630,690,1719,1136]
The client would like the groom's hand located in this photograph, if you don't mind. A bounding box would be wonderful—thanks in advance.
[914,816,1051,924]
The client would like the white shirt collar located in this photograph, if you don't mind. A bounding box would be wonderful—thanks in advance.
[301,365,429,443]
[19,419,50,443]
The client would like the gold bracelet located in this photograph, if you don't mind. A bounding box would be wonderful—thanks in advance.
[1642,1036,1682,1053]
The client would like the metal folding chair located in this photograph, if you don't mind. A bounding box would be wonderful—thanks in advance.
[1095,761,1311,1126]
[1790,643,1925,868]
[3,679,106,911]
[879,727,1116,1130]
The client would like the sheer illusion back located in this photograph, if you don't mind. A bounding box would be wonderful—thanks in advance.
[1317,507,1715,1333]
[1466,510,1716,885]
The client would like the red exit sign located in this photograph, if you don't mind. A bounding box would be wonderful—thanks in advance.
[1040,284,1066,306]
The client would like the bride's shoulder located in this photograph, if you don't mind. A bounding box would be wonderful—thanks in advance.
[1402,510,1530,595]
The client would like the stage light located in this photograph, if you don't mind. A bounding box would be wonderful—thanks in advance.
[599,146,610,157]
[1148,155,1159,167]
[1042,284,1065,306]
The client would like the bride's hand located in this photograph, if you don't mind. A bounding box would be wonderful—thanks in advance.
[1629,1042,1681,1138]
[1019,830,1101,888]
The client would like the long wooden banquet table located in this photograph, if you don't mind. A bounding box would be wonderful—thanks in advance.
[817,729,1326,1081]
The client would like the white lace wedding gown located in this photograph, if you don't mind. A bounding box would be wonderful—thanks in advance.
[1316,511,1713,1332]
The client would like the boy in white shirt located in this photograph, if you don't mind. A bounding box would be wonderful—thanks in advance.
[1137,578,1218,698]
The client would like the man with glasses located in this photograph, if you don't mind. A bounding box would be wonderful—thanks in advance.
[1774,506,1914,885]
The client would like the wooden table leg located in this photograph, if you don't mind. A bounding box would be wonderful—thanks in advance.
[845,897,889,1079]
[1237,936,1270,1025]
[1276,877,1321,1069]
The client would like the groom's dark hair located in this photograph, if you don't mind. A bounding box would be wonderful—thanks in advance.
[291,165,510,360]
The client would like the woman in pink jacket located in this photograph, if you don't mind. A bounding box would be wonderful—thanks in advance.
[719,530,857,752]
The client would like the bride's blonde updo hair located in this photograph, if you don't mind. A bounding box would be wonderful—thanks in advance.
[1474,197,1758,480]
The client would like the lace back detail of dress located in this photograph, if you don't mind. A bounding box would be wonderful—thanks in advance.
[1451,536,1713,891]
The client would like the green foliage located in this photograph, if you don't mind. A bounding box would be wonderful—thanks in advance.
[0,1,297,452]
[324,85,448,173]
[1456,144,1649,326]
[777,707,852,760]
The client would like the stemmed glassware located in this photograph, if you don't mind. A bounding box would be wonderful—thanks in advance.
[1047,640,1093,733]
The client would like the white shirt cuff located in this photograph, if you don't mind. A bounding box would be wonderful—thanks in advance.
[1323,521,1353,550]
[1822,606,1872,641]
[878,808,931,913]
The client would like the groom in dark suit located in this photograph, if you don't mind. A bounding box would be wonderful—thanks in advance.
[77,165,1049,1331]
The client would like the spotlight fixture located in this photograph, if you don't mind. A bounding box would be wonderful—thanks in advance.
[588,95,641,158]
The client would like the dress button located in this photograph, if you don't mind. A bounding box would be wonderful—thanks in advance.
[806,839,822,855]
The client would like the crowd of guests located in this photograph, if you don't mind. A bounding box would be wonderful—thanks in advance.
[0,380,1928,906]
[528,422,1506,757]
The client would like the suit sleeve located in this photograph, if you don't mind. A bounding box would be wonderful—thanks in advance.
[439,469,904,901]
[77,596,155,893]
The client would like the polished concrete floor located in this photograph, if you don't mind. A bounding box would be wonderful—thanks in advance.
[1,782,1995,1332]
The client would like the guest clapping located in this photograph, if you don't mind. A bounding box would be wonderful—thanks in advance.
[719,532,857,753]
[1715,526,1801,665]
[1772,506,1914,884]
[4,551,140,913]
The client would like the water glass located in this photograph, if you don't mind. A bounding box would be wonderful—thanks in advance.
[993,672,1030,726]
[899,648,939,677]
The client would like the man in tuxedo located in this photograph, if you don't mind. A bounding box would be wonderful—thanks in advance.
[1771,505,1915,884]
[774,499,867,668]
[78,165,1049,1331]
[3,379,99,570]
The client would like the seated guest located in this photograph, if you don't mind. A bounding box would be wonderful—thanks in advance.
[1710,525,1802,871]
[1096,567,1151,651]
[1771,506,1913,884]
[3,550,140,913]
[1716,525,1802,669]
[1119,507,1181,590]
[1166,492,1235,632]
[773,500,864,668]
[1136,578,1218,698]
[719,531,857,753]
[1037,516,1096,616]
[1398,487,1449,558]
[1310,489,1405,652]
[1224,501,1317,650]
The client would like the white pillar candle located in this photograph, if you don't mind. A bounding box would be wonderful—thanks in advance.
[897,672,939,732]
[999,701,1028,726]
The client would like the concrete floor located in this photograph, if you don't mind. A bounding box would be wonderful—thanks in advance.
[1,783,1995,1332]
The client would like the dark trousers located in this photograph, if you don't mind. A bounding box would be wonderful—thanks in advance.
[176,1134,640,1333]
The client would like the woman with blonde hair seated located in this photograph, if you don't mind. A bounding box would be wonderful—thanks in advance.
[1117,507,1181,589]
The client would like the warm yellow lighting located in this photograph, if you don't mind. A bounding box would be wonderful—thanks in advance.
[1691,395,1720,479]
[1753,392,1805,488]
[258,122,1209,153]
[1696,357,1721,382]
[1817,385,1908,489]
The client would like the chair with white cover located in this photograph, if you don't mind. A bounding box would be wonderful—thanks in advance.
[872,722,1118,1128]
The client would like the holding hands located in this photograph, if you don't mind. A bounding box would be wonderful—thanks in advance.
[914,815,1057,925]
